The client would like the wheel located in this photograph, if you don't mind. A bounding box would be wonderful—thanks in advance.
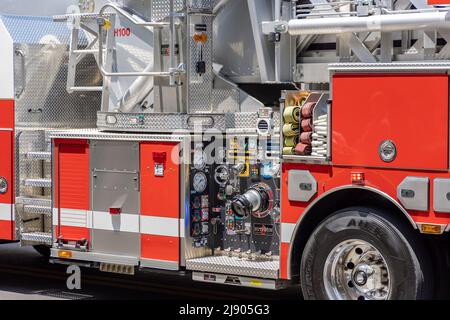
[33,245,51,258]
[300,207,432,300]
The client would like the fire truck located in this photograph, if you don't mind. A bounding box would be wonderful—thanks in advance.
[1,0,450,300]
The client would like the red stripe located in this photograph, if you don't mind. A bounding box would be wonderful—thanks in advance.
[280,242,290,279]
[0,220,14,240]
[54,225,90,242]
[0,100,14,129]
[0,100,14,240]
[141,234,179,262]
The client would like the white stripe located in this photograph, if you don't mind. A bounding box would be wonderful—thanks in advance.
[281,222,296,243]
[141,215,179,237]
[179,219,185,238]
[0,203,12,221]
[52,209,181,237]
[92,211,139,233]
[53,208,89,228]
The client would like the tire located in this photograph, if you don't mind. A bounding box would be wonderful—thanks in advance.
[33,245,51,258]
[300,207,432,300]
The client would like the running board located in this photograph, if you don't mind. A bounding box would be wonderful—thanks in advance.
[185,255,279,279]
[192,272,286,290]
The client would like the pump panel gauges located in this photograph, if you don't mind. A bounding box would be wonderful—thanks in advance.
[193,149,207,170]
[193,171,208,193]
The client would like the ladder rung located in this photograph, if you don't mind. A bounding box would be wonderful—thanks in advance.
[73,49,104,54]
[68,86,103,92]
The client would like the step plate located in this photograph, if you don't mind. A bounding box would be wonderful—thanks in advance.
[16,197,52,207]
[21,232,52,244]
[186,256,279,279]
[23,205,52,215]
[23,179,52,188]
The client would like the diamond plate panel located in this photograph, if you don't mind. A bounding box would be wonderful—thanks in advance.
[151,0,185,21]
[97,112,227,131]
[188,0,214,10]
[187,14,213,113]
[212,88,239,112]
[186,255,280,279]
[20,232,52,244]
[14,44,101,129]
[3,14,100,129]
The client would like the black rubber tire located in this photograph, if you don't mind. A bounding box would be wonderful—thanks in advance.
[33,245,51,258]
[300,207,433,300]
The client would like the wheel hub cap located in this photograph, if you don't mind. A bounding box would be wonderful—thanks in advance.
[323,239,391,300]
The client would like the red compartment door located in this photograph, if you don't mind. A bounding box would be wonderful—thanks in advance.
[0,100,14,240]
[332,74,449,170]
[53,140,90,242]
[140,142,180,268]
[0,131,14,240]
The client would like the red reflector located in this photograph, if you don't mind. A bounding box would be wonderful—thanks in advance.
[351,172,365,185]
[109,207,121,215]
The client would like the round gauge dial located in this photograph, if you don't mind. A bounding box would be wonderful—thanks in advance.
[193,172,208,193]
[193,150,206,170]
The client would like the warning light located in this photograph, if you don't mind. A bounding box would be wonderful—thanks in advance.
[58,250,72,259]
[420,224,442,234]
[193,33,208,43]
[103,18,112,30]
[351,172,365,185]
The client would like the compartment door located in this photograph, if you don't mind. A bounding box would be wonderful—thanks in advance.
[332,74,449,170]
[90,141,140,258]
[140,142,180,270]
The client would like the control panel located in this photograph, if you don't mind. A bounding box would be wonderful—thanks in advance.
[188,134,281,258]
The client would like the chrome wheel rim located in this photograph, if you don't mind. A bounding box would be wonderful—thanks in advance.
[323,239,391,300]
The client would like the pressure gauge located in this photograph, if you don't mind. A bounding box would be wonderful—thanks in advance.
[193,172,208,193]
[193,150,206,170]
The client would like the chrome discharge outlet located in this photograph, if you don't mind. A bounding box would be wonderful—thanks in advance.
[231,186,270,218]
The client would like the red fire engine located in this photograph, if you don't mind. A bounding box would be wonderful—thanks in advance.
[0,0,449,300]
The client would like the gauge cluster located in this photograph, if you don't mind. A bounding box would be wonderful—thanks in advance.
[188,135,281,257]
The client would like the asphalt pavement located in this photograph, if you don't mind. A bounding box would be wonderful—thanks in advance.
[0,242,300,300]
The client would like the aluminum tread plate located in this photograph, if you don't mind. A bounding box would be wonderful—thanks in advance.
[185,256,279,279]
[23,205,52,215]
[16,197,52,207]
[96,111,280,133]
[21,232,52,244]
